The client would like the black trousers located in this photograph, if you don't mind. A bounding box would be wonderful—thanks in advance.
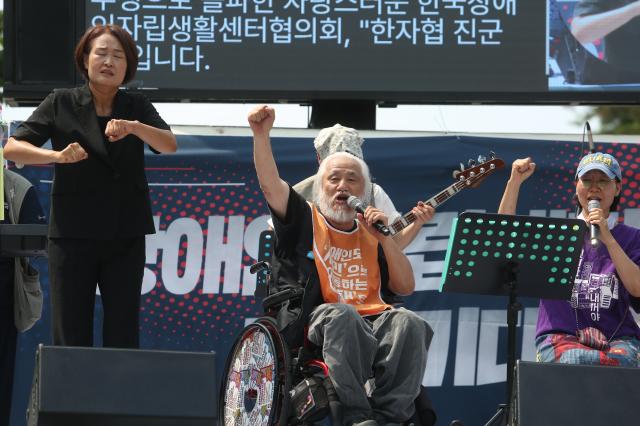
[0,260,16,426]
[48,237,145,348]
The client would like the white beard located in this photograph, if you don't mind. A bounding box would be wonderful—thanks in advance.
[316,191,357,224]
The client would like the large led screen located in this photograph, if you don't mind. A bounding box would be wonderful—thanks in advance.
[6,1,640,104]
[85,0,545,101]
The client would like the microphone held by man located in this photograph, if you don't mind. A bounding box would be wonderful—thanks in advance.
[347,195,391,236]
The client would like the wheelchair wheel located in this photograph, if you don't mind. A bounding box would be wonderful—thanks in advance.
[221,317,291,426]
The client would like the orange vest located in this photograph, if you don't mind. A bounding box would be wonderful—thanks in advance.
[311,204,391,316]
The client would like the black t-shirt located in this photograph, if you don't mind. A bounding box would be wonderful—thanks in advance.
[574,0,640,71]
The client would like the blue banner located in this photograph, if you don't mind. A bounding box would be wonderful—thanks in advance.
[10,133,640,425]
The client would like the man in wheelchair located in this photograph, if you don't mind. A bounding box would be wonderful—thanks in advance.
[248,105,435,426]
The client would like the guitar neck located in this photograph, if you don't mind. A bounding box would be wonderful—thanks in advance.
[388,179,467,236]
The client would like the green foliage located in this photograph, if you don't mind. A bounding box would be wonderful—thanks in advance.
[586,106,640,134]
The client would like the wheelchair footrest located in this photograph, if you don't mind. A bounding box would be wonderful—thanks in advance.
[290,376,330,424]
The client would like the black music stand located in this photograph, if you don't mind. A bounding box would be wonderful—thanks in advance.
[440,212,587,426]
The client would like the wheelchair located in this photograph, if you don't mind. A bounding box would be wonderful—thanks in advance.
[220,231,437,426]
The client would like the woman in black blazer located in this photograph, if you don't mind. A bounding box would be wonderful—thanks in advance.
[4,24,177,348]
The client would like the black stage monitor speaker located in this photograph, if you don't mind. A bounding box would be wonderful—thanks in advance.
[512,360,640,426]
[27,345,217,426]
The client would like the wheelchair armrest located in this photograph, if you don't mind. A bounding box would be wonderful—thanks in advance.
[263,288,303,311]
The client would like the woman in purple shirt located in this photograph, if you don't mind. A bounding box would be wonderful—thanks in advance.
[498,152,640,366]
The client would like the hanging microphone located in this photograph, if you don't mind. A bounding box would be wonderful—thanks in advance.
[587,199,600,248]
[346,195,390,236]
[586,121,595,153]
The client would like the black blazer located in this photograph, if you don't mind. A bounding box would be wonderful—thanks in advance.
[12,85,171,239]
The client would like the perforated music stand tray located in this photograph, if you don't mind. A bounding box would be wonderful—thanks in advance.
[440,211,587,425]
[440,212,586,299]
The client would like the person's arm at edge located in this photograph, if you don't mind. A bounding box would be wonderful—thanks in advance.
[498,157,536,215]
[571,2,640,44]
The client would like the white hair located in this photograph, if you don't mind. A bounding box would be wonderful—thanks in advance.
[312,152,373,221]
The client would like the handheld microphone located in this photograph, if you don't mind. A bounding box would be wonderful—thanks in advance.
[587,199,600,248]
[346,195,390,236]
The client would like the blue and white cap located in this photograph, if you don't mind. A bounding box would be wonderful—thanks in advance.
[576,152,622,180]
